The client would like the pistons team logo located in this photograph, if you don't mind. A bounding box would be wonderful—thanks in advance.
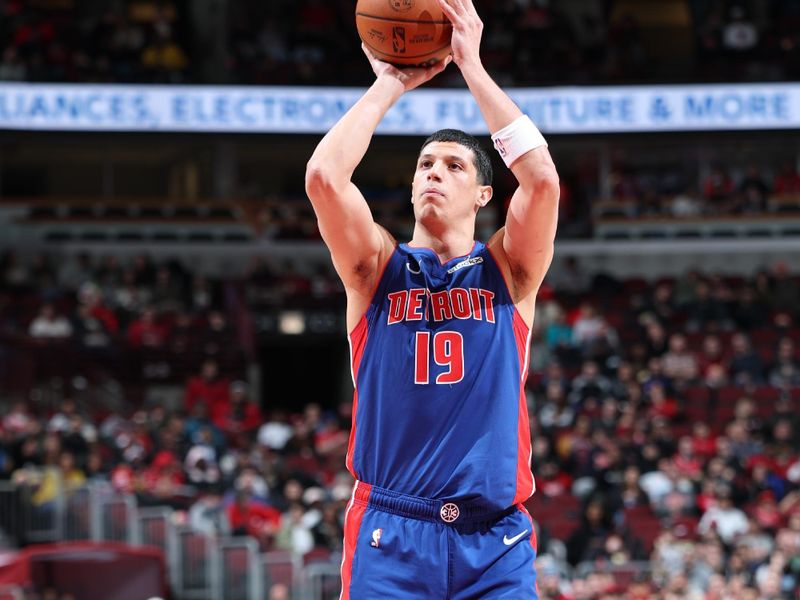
[389,0,413,11]
[370,528,383,548]
[392,26,406,53]
[440,503,460,523]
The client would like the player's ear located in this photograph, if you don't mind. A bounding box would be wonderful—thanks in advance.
[477,186,493,207]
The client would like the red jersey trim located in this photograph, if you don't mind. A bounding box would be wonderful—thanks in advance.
[346,316,369,478]
[339,482,371,600]
[512,310,535,504]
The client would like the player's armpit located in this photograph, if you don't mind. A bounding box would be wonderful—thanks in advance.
[305,171,394,295]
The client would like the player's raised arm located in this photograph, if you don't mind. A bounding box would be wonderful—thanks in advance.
[305,47,451,300]
[438,0,559,305]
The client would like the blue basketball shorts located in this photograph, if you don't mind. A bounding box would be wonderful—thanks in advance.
[339,481,539,599]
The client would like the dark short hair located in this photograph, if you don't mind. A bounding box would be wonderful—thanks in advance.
[420,129,493,186]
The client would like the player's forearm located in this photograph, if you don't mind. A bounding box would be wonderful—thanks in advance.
[461,62,557,190]
[306,76,404,188]
[459,61,522,135]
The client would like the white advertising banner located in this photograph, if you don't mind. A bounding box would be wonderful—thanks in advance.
[0,82,797,135]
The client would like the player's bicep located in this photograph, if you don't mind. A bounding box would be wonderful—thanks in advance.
[309,181,388,291]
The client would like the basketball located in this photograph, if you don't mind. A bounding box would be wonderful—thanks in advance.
[355,0,452,67]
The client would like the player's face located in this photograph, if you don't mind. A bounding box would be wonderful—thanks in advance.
[411,141,491,222]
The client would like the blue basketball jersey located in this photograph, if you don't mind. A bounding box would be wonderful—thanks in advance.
[347,241,535,512]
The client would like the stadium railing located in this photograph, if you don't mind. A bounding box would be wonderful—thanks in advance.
[0,478,335,600]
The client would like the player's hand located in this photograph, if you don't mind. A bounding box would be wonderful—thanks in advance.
[436,0,483,69]
[362,43,451,92]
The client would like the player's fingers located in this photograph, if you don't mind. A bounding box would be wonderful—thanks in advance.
[433,55,452,74]
[361,42,375,60]
[436,0,462,21]
[449,0,470,16]
[449,0,479,22]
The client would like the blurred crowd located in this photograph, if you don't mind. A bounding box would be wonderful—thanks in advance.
[1,250,800,599]
[2,0,800,86]
[598,161,800,220]
[529,260,800,598]
[232,0,800,87]
[0,0,189,83]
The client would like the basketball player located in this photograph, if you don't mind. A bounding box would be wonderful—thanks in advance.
[305,0,559,596]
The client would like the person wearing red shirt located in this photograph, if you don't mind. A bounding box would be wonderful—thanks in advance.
[212,381,262,439]
[184,359,230,415]
[127,307,170,348]
[78,281,119,334]
[227,491,281,548]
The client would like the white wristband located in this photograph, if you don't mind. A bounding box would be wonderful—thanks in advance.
[491,115,547,168]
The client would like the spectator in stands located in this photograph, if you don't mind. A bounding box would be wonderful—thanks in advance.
[227,490,281,549]
[544,305,573,360]
[661,333,699,387]
[139,449,186,505]
[270,502,313,553]
[184,427,221,490]
[198,310,232,356]
[188,490,229,536]
[684,279,730,331]
[732,285,768,331]
[184,401,225,453]
[184,358,230,415]
[737,165,770,214]
[698,484,749,545]
[150,265,184,313]
[672,436,703,482]
[641,282,676,326]
[646,382,679,422]
[312,501,344,552]
[568,360,612,407]
[702,167,734,211]
[728,332,765,384]
[126,306,169,348]
[609,465,648,512]
[571,303,618,359]
[566,499,612,565]
[30,450,86,510]
[773,162,800,194]
[111,268,151,320]
[77,281,118,333]
[213,380,262,441]
[537,381,575,432]
[769,337,800,387]
[257,409,294,452]
[643,320,668,359]
[28,303,72,339]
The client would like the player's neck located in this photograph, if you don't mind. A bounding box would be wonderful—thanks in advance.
[409,223,475,263]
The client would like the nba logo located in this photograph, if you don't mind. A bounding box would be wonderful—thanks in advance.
[392,27,406,53]
[389,0,413,11]
[370,528,383,548]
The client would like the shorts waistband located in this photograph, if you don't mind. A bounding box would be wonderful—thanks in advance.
[353,480,516,526]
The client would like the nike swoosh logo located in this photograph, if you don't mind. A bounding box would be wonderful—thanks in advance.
[503,530,529,546]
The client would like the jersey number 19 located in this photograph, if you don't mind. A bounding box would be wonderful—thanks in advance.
[414,331,464,385]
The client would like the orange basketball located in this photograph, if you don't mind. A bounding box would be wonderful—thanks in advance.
[356,0,452,67]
